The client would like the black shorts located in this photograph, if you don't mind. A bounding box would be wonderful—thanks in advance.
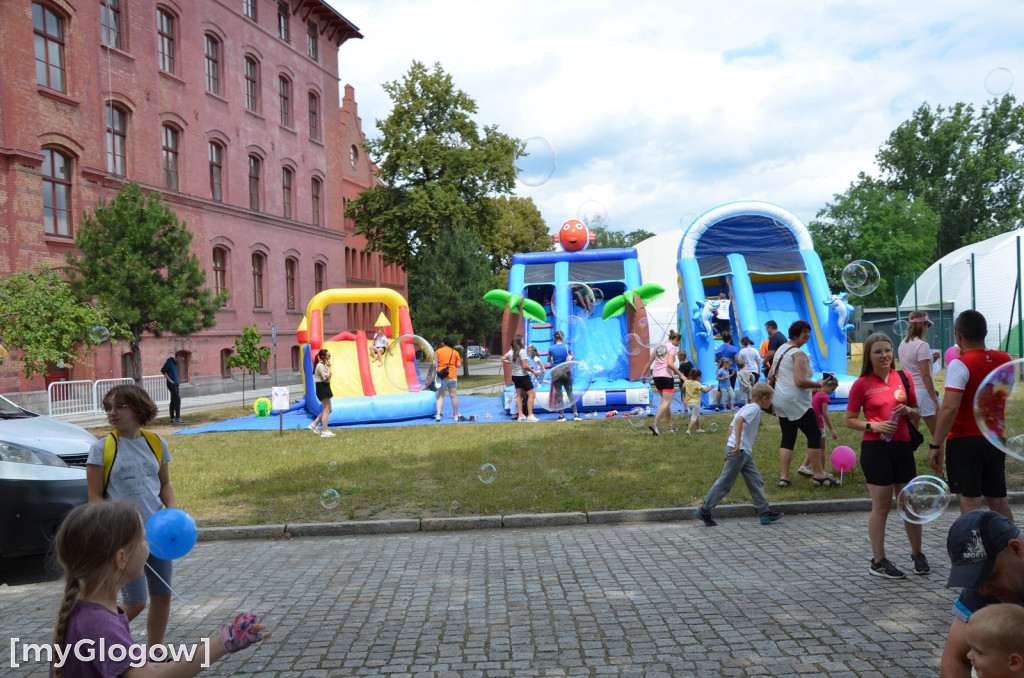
[946,436,1008,498]
[779,408,822,450]
[860,439,918,486]
[512,375,534,392]
[653,376,675,393]
[315,381,333,401]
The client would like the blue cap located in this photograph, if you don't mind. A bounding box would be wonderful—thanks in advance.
[946,510,1020,588]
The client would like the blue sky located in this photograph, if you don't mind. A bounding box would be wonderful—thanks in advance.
[326,0,1022,236]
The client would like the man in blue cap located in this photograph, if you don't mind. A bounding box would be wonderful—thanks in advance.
[940,510,1024,677]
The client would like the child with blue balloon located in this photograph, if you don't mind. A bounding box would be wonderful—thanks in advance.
[51,501,271,677]
[86,384,177,645]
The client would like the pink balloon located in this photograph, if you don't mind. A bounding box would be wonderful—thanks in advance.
[944,345,960,366]
[830,445,857,472]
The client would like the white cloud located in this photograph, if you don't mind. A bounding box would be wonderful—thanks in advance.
[329,0,1024,233]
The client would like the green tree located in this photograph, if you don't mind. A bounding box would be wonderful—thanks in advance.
[809,174,939,306]
[407,225,498,375]
[226,325,271,405]
[0,269,125,378]
[876,96,1024,257]
[588,217,655,249]
[66,183,227,383]
[345,61,519,271]
[486,195,552,288]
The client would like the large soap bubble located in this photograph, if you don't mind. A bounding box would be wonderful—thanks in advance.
[89,326,110,344]
[577,200,607,226]
[383,334,436,393]
[555,282,599,320]
[514,137,557,187]
[842,260,880,296]
[896,476,950,524]
[974,358,1024,462]
[985,68,1014,96]
[540,360,594,412]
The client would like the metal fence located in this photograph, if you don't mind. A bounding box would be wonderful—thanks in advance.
[47,375,170,417]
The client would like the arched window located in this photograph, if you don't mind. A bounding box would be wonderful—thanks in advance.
[161,124,180,189]
[290,345,300,371]
[310,177,321,227]
[41,148,72,237]
[278,76,291,127]
[204,34,220,94]
[157,8,175,73]
[209,141,224,201]
[212,246,228,299]
[285,256,297,310]
[220,348,233,378]
[244,56,259,112]
[251,252,265,308]
[33,3,66,91]
[308,92,320,140]
[120,352,135,379]
[106,103,127,175]
[248,155,261,211]
[314,261,325,294]
[281,167,293,219]
[174,350,190,383]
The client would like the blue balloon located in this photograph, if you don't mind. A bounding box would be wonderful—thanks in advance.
[145,509,198,560]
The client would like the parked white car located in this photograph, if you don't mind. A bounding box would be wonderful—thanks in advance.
[0,394,93,558]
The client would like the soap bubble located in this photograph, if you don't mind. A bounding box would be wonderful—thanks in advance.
[892,319,910,338]
[327,461,337,472]
[627,406,647,427]
[88,326,110,344]
[320,489,340,510]
[515,137,557,187]
[842,260,880,296]
[539,360,594,412]
[555,282,598,320]
[577,200,607,226]
[985,68,1014,96]
[974,358,1024,462]
[383,334,436,392]
[636,317,664,349]
[622,333,644,356]
[450,500,459,512]
[896,477,950,524]
[478,463,497,484]
[588,468,596,476]
[709,422,719,433]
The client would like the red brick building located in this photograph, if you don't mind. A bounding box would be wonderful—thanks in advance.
[0,0,400,401]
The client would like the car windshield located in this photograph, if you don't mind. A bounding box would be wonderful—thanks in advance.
[0,394,34,419]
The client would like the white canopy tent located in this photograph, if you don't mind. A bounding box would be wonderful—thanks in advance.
[632,230,685,346]
[898,229,1024,352]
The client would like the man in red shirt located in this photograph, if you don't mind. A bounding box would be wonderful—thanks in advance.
[929,310,1013,520]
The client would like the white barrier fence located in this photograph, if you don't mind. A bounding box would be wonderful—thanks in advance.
[47,375,170,417]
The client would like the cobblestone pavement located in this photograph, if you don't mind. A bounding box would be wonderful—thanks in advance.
[2,509,961,677]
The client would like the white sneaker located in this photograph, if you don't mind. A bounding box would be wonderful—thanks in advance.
[308,423,319,434]
[435,414,442,422]
[696,428,706,434]
[526,415,539,422]
[797,465,814,478]
[518,416,527,422]
[320,430,336,438]
[556,416,566,422]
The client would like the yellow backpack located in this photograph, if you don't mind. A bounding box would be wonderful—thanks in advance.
[102,430,163,495]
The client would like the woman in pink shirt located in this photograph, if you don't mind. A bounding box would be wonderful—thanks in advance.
[846,333,927,580]
[642,330,686,436]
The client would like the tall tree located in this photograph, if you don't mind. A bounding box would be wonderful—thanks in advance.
[809,174,939,306]
[0,269,124,378]
[407,225,498,375]
[486,195,552,287]
[587,217,656,249]
[66,183,227,383]
[876,96,1024,257]
[345,61,520,271]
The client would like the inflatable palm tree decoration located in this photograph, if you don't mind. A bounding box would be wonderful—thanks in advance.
[602,284,666,381]
[483,290,547,385]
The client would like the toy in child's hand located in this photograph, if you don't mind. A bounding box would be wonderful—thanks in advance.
[221,612,271,652]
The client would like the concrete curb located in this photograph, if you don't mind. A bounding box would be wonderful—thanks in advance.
[191,492,1024,542]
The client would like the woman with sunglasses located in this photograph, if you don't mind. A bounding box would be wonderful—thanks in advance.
[897,311,940,441]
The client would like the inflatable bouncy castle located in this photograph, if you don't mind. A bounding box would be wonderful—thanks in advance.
[295,288,435,424]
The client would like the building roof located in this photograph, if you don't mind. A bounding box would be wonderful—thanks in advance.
[296,0,363,45]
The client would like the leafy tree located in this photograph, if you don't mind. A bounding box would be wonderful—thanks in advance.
[407,225,498,375]
[486,196,552,288]
[225,325,271,405]
[588,219,656,249]
[809,174,939,306]
[876,96,1024,257]
[345,61,519,272]
[0,269,125,378]
[66,183,227,383]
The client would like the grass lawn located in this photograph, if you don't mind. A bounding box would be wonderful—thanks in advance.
[89,385,1024,528]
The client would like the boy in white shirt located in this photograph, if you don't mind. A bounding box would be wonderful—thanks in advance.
[695,382,784,526]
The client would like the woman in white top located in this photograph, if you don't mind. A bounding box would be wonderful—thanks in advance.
[897,311,940,436]
[769,320,836,488]
[503,335,539,422]
[736,336,762,405]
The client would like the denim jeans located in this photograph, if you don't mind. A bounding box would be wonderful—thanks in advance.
[700,446,770,514]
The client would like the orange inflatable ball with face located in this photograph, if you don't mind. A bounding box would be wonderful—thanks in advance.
[552,219,596,252]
